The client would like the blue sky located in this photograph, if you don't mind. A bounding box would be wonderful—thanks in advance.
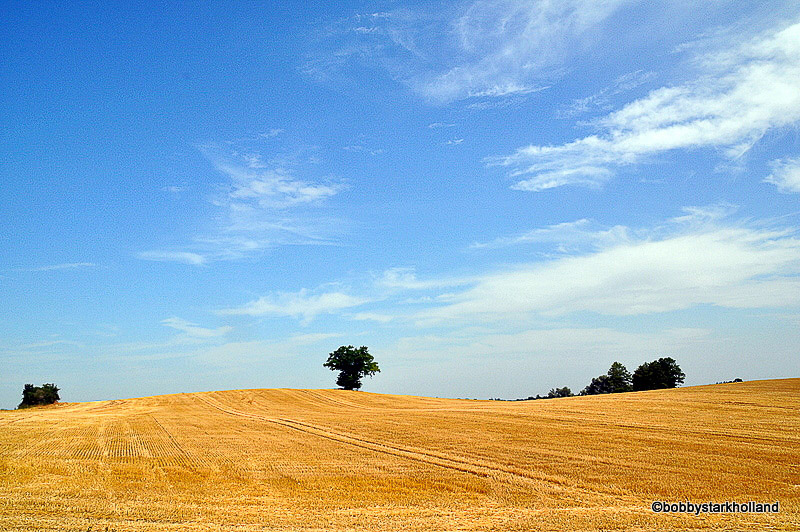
[2,0,800,408]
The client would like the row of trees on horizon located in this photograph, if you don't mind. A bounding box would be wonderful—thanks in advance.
[508,357,688,401]
[17,353,745,408]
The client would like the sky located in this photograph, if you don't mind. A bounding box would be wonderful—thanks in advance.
[2,0,800,408]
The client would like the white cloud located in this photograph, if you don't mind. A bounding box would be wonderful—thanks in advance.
[466,83,543,99]
[671,203,733,221]
[417,0,634,102]
[342,145,384,155]
[208,148,347,248]
[765,157,800,193]
[250,175,336,207]
[27,262,96,272]
[161,317,233,338]
[557,70,656,118]
[137,251,207,265]
[414,213,800,323]
[219,288,370,323]
[509,166,612,192]
[496,20,800,190]
[351,312,395,323]
[218,163,344,209]
[471,219,630,250]
[305,0,632,104]
[260,129,284,138]
[18,339,85,349]
[140,144,347,265]
[377,267,473,291]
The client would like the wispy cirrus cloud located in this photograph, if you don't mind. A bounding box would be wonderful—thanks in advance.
[765,157,800,193]
[139,143,347,265]
[219,288,370,324]
[425,232,800,322]
[17,339,85,349]
[219,162,344,209]
[556,69,656,119]
[390,206,800,323]
[416,0,633,103]
[138,251,207,265]
[342,144,384,156]
[210,206,800,330]
[376,267,473,291]
[161,317,232,338]
[469,206,738,252]
[494,20,800,191]
[470,219,630,251]
[25,262,96,272]
[303,0,633,104]
[351,312,395,323]
[260,128,284,139]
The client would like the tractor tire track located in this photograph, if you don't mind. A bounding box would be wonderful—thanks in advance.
[194,395,499,478]
[194,394,635,504]
[296,389,379,411]
[149,414,203,468]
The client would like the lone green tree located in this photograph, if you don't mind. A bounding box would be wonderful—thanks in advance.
[632,357,685,391]
[324,345,380,390]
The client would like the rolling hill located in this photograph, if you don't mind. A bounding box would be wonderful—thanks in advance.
[1,379,798,531]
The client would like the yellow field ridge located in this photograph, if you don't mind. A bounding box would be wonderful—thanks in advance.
[0,378,798,531]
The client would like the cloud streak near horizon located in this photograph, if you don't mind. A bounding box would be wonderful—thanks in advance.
[407,207,800,323]
[206,207,800,330]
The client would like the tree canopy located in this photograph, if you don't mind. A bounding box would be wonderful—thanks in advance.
[323,345,380,391]
[632,357,685,391]
[547,386,573,398]
[580,361,632,395]
[18,383,60,409]
[581,375,613,396]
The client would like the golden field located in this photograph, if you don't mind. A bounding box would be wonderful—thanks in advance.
[0,378,798,531]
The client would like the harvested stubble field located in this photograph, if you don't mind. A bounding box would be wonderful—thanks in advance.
[0,379,797,531]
